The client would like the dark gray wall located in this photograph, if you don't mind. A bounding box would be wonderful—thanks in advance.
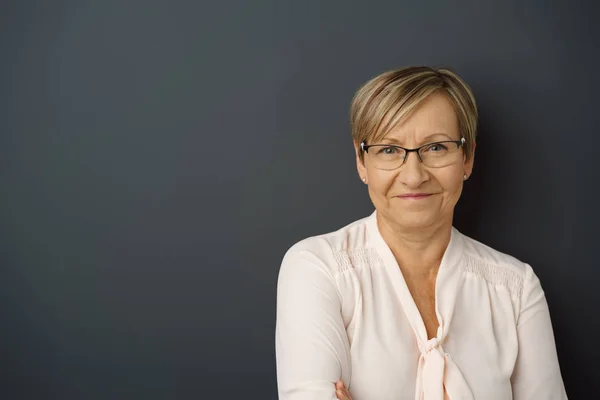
[1,0,598,398]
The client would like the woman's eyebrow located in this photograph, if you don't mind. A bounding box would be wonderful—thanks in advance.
[380,133,454,145]
[421,133,454,142]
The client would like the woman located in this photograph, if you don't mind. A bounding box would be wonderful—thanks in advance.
[275,66,567,400]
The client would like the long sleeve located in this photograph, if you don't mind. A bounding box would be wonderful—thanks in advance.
[275,245,352,400]
[511,264,568,399]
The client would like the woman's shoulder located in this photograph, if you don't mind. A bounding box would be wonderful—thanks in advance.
[457,229,538,297]
[458,230,529,272]
[280,213,374,274]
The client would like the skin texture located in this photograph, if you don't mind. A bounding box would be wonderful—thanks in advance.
[335,92,476,399]
[356,92,474,237]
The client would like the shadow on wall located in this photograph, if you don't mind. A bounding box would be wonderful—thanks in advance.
[454,115,507,239]
[453,71,560,264]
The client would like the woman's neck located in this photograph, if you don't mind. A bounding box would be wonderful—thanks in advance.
[376,213,452,280]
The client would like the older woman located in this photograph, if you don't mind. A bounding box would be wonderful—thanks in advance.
[275,66,567,400]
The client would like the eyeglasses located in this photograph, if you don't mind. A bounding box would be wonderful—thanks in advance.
[360,138,465,170]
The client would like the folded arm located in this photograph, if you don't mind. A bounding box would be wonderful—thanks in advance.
[275,245,352,400]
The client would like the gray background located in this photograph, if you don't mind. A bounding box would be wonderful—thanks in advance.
[1,0,598,398]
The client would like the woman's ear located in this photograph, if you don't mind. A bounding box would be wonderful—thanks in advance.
[354,140,367,180]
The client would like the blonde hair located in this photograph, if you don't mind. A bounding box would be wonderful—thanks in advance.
[350,66,478,161]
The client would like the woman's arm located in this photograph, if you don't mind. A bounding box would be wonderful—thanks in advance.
[511,264,568,399]
[275,245,352,400]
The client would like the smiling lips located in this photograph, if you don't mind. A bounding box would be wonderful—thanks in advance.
[396,193,433,199]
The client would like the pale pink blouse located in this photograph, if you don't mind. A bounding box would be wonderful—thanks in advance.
[275,211,567,399]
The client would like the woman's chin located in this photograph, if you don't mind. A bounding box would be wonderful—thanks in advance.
[388,210,441,231]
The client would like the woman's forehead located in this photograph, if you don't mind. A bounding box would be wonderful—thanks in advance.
[373,124,460,146]
[380,131,455,143]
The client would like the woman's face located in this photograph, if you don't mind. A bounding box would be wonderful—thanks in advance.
[355,92,475,232]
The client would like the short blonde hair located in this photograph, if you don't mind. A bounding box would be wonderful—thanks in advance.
[350,66,478,161]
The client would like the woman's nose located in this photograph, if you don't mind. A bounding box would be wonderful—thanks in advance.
[397,152,428,187]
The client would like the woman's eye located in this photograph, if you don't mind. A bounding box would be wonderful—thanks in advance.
[425,143,448,152]
[378,146,398,155]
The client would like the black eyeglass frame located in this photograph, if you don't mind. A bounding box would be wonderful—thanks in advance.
[360,137,466,167]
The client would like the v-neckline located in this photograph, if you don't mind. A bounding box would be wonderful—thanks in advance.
[365,210,466,345]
